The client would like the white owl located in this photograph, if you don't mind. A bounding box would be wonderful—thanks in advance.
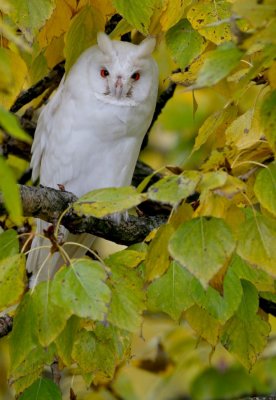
[27,32,159,285]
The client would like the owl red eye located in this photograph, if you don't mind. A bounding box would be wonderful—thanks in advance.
[131,72,140,81]
[100,68,109,78]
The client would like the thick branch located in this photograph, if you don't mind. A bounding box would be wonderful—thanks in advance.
[0,184,167,245]
[0,315,13,338]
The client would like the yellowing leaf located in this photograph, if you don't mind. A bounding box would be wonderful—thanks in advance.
[38,0,73,48]
[185,304,221,347]
[12,345,55,394]
[147,261,195,320]
[193,43,242,89]
[193,104,238,153]
[51,258,111,320]
[254,163,276,217]
[260,89,276,153]
[0,49,27,109]
[0,254,26,311]
[160,0,190,31]
[64,4,105,72]
[74,186,145,218]
[72,326,119,379]
[105,249,145,269]
[145,223,174,281]
[113,0,157,35]
[169,217,235,287]
[8,0,55,42]
[187,0,232,45]
[221,280,270,369]
[148,171,200,206]
[237,215,276,277]
[166,19,208,69]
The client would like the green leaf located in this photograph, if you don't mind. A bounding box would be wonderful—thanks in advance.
[55,316,80,366]
[64,5,105,72]
[260,90,276,153]
[185,304,221,347]
[19,378,61,400]
[9,293,39,370]
[166,18,207,69]
[254,163,276,217]
[8,0,55,42]
[147,261,195,320]
[0,229,19,260]
[51,259,111,320]
[113,0,156,35]
[0,156,22,222]
[0,106,32,143]
[169,217,235,287]
[237,214,276,277]
[73,186,145,218]
[0,254,26,311]
[221,280,270,369]
[190,366,254,400]
[193,43,243,89]
[148,171,200,206]
[231,254,274,292]
[32,281,72,347]
[106,263,145,332]
[187,0,232,44]
[202,267,243,323]
[145,224,174,281]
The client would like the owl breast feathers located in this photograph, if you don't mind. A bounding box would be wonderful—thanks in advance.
[27,32,159,285]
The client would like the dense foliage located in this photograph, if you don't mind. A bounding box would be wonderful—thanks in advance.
[0,0,276,399]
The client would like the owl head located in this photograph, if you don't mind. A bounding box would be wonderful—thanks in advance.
[75,32,158,106]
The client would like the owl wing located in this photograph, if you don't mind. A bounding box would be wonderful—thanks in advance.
[31,78,65,182]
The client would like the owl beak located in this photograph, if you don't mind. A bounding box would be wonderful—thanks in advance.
[115,76,123,99]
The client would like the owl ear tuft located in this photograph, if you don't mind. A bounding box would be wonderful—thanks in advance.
[136,37,156,58]
[97,32,113,55]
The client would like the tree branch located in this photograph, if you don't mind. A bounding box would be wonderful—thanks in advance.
[0,184,167,245]
[0,315,13,338]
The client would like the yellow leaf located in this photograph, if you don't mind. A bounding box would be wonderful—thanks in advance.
[44,35,65,68]
[194,190,230,218]
[160,0,190,31]
[0,49,27,109]
[38,0,73,48]
[187,0,232,45]
[225,108,263,150]
[89,0,115,15]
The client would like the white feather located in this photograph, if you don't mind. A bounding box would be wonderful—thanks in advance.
[27,33,159,285]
